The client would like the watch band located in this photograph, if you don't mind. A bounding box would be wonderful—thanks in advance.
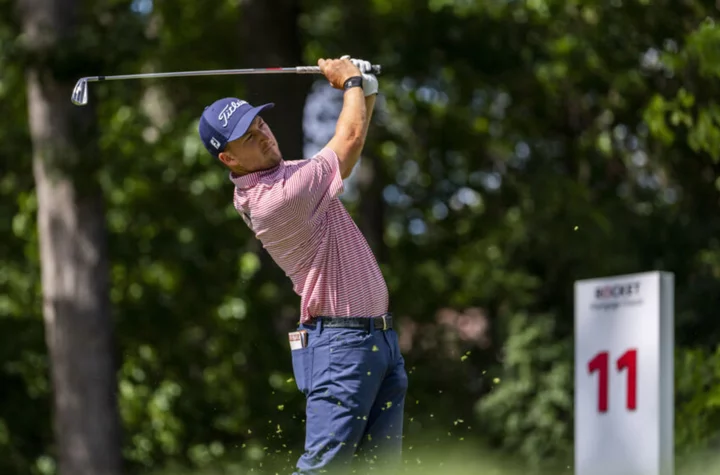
[343,76,363,91]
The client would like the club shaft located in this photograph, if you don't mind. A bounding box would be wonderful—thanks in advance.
[83,65,381,83]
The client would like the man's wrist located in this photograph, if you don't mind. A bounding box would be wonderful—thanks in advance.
[343,76,363,91]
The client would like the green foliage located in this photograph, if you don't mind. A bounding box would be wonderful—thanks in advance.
[476,313,572,468]
[643,17,720,162]
[675,346,720,453]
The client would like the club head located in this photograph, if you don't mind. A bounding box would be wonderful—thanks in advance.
[71,78,89,106]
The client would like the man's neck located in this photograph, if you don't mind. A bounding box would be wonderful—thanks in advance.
[229,162,281,178]
[229,168,249,178]
[228,163,254,177]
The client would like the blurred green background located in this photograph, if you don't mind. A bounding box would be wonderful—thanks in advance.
[2,0,720,474]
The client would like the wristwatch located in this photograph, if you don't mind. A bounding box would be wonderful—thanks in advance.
[343,76,363,91]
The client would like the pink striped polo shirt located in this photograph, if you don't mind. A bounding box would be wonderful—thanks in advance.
[230,147,389,323]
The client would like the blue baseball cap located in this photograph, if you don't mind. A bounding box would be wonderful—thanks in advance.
[198,98,274,157]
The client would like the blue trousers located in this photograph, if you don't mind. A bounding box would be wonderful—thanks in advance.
[290,320,408,474]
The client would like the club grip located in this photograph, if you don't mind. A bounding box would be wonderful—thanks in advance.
[296,65,382,75]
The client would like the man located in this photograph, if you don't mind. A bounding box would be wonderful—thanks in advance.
[197,56,408,474]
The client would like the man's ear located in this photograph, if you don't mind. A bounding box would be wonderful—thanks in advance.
[218,151,233,166]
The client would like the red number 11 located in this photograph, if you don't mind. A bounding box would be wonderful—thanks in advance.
[588,349,637,413]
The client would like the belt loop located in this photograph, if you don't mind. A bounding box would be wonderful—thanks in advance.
[381,314,388,331]
[318,317,324,334]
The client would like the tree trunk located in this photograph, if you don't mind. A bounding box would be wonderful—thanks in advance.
[356,153,387,261]
[20,1,123,474]
[239,0,310,159]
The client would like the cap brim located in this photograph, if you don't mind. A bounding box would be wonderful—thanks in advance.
[227,103,275,143]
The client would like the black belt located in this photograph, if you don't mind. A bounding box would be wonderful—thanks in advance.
[313,313,393,331]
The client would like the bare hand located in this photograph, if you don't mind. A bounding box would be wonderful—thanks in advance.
[318,57,362,90]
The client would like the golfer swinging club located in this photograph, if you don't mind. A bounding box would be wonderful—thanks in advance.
[198,56,408,474]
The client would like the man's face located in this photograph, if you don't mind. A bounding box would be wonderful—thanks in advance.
[218,116,282,174]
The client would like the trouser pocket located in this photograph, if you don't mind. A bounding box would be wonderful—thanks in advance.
[291,347,313,395]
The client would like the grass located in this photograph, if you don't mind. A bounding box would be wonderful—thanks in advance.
[145,442,720,475]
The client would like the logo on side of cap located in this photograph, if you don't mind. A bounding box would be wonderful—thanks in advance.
[218,100,248,127]
[210,137,221,149]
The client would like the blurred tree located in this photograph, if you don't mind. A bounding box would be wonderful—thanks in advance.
[17,0,123,474]
[239,0,311,158]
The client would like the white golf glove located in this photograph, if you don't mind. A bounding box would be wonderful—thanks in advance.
[341,55,378,97]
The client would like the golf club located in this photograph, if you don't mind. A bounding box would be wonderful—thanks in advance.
[71,64,383,106]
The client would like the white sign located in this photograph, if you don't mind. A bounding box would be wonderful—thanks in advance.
[574,271,674,475]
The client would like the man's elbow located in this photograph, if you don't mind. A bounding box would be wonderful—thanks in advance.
[340,164,356,179]
[339,140,364,178]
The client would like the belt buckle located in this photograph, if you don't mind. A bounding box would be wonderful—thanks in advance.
[381,314,388,331]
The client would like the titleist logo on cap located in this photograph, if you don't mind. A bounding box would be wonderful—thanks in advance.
[218,100,248,127]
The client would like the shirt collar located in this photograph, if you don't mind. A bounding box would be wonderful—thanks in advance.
[229,162,282,189]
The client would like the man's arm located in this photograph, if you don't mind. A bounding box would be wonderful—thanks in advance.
[319,57,378,179]
[356,93,376,172]
[328,90,376,179]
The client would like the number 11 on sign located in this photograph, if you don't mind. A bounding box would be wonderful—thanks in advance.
[588,348,637,413]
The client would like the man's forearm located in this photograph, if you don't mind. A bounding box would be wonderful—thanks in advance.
[336,94,376,178]
[336,87,366,144]
[328,87,369,178]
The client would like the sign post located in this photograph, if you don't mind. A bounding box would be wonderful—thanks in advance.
[574,271,674,475]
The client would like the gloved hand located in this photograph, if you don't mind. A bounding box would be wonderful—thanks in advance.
[341,55,378,97]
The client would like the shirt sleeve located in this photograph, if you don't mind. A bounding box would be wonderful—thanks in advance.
[282,147,345,218]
